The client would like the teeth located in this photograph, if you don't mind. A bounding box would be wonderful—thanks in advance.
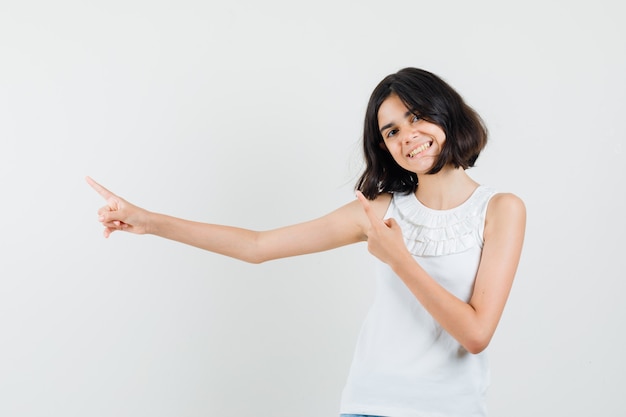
[409,142,431,157]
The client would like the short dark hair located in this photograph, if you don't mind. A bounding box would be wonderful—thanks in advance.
[356,68,488,199]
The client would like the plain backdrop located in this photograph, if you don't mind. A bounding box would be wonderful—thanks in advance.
[1,0,624,416]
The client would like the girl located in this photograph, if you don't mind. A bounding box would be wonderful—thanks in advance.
[88,67,526,417]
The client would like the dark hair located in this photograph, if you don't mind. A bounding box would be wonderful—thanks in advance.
[356,68,488,199]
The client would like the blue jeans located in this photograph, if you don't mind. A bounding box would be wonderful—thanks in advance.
[341,415,386,417]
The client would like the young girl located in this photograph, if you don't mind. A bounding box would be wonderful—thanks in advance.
[88,67,526,417]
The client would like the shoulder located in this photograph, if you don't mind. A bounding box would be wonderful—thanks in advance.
[352,191,392,218]
[487,192,525,216]
[370,192,393,214]
[485,192,526,237]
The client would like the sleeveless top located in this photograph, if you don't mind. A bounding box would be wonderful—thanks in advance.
[340,185,498,417]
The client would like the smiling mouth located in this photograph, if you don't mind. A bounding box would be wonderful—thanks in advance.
[408,141,432,157]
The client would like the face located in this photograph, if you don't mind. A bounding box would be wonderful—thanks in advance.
[377,93,446,175]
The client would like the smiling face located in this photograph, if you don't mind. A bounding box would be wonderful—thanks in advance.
[377,93,446,175]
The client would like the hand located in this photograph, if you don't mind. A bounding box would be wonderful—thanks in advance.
[86,176,150,238]
[356,191,411,267]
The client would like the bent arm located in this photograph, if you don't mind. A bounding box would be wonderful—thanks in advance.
[374,193,526,354]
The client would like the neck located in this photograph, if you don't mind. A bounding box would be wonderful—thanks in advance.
[415,166,479,210]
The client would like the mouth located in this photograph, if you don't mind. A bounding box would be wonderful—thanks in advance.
[407,141,432,158]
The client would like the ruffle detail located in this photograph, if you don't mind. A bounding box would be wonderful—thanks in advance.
[391,186,496,257]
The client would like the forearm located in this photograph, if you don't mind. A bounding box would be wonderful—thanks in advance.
[146,212,264,263]
[390,255,490,354]
[144,209,362,264]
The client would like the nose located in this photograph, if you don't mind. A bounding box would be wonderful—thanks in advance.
[402,124,418,144]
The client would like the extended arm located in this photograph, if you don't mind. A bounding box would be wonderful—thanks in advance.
[357,191,526,354]
[87,176,373,263]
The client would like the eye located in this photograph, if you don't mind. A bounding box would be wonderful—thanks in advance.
[386,128,399,139]
[411,114,422,123]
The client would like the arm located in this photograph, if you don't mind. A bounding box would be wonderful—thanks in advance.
[357,191,526,354]
[86,176,375,264]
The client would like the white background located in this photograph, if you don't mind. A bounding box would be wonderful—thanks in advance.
[1,0,624,416]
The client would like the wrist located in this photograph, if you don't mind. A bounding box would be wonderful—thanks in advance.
[142,210,158,235]
[389,249,416,274]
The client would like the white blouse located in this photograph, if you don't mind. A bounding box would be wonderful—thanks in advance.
[340,185,497,417]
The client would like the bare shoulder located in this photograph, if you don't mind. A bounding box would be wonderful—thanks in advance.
[369,192,393,217]
[485,192,526,238]
[488,192,526,218]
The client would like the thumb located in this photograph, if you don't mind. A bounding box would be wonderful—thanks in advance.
[99,197,124,226]
[384,217,399,229]
[356,190,380,226]
[106,196,121,212]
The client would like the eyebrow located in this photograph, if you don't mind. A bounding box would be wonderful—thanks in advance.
[379,111,413,134]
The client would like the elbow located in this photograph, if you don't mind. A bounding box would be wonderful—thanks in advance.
[239,233,270,264]
[247,259,264,265]
[464,341,488,355]
[235,233,286,264]
[248,257,267,265]
[242,247,274,264]
[463,333,493,355]
[241,253,268,264]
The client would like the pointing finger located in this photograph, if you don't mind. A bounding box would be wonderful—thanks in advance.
[85,176,115,200]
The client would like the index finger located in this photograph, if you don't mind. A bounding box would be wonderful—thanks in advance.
[85,176,115,200]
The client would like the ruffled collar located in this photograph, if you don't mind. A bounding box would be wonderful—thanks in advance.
[391,185,496,257]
